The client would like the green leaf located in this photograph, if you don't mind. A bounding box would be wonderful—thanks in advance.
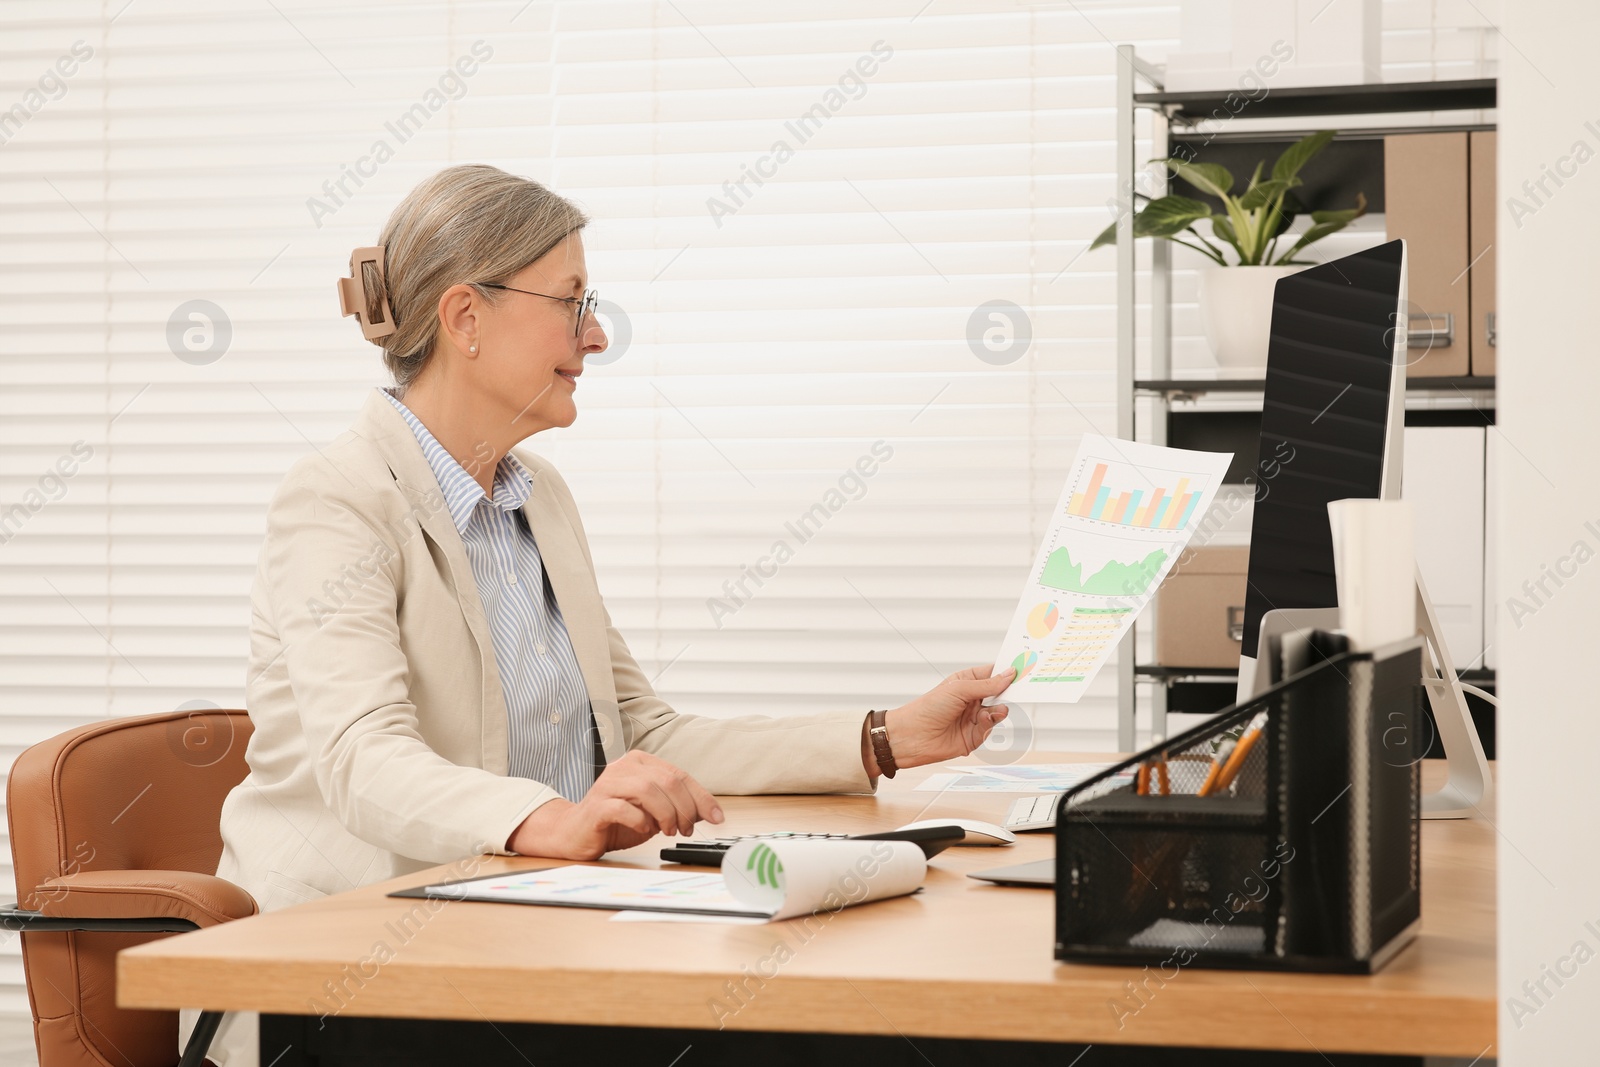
[1153,158,1234,199]
[1272,130,1337,182]
[1267,190,1303,240]
[1261,194,1300,265]
[1131,195,1215,237]
[1209,214,1239,256]
[1271,224,1343,264]
[1170,236,1228,266]
[1272,192,1369,264]
[1089,194,1214,250]
[1088,192,1158,250]
[1181,225,1229,265]
[1238,177,1301,211]
[1089,217,1120,251]
[1277,189,1306,220]
[1308,190,1369,227]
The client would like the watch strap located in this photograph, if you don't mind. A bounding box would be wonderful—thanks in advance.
[869,708,898,779]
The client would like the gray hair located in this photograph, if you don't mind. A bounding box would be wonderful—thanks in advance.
[361,164,590,386]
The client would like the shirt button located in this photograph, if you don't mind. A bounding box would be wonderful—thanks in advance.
[506,570,518,584]
[536,643,548,655]
[548,710,561,725]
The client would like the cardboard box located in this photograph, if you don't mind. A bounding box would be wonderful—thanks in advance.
[1469,130,1497,376]
[1385,132,1472,377]
[1155,545,1250,668]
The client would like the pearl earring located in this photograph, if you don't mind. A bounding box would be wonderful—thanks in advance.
[468,344,477,352]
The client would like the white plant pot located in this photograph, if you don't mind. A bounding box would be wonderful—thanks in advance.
[1197,265,1306,370]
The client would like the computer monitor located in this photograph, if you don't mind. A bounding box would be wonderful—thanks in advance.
[1233,239,1492,819]
[1236,239,1408,702]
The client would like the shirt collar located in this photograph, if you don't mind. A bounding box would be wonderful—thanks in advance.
[381,386,533,534]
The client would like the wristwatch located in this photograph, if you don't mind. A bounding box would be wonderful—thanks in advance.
[868,709,898,779]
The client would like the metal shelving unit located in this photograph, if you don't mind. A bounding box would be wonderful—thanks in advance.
[1135,376,1495,397]
[1112,46,1498,751]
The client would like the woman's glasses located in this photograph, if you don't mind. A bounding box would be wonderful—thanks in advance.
[477,282,599,338]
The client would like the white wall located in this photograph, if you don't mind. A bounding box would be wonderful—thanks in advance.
[1496,2,1600,1060]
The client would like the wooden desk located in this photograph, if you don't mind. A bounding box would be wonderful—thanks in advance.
[119,757,1496,1063]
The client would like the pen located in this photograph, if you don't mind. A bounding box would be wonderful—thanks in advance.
[1213,713,1269,794]
[1213,726,1262,793]
[1200,712,1267,797]
[1198,738,1234,797]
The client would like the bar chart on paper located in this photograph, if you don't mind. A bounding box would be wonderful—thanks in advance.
[1066,460,1205,530]
[990,435,1233,703]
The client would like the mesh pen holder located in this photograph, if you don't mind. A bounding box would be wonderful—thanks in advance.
[1055,637,1424,974]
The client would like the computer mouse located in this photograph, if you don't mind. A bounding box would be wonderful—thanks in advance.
[895,818,1017,846]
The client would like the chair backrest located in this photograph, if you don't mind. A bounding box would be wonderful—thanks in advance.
[7,708,252,1067]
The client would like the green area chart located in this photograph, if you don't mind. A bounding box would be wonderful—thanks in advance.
[1039,546,1168,597]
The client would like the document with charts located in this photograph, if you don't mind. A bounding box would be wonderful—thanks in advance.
[407,839,928,922]
[988,435,1233,704]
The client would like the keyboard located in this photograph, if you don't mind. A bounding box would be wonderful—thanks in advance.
[1003,769,1138,830]
[660,825,965,866]
[1004,794,1063,832]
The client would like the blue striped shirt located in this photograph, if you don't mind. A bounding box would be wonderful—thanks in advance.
[382,387,596,802]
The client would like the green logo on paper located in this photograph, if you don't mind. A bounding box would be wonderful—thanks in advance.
[746,844,785,889]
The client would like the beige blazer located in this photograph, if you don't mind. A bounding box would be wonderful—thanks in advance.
[214,388,874,915]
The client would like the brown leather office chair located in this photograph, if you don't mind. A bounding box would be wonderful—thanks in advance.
[4,708,259,1067]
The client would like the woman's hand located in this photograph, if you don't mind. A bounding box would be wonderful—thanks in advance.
[867,664,1016,777]
[507,750,724,860]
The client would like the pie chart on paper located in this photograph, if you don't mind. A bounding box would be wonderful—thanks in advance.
[1026,601,1059,638]
[1011,651,1039,679]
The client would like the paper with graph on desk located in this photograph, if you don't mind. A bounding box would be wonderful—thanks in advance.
[987,435,1233,704]
[415,839,927,922]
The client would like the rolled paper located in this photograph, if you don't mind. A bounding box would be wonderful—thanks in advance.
[721,839,926,921]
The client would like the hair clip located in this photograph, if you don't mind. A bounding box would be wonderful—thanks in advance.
[336,245,396,340]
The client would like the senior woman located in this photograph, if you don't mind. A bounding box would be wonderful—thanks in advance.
[189,164,1013,1065]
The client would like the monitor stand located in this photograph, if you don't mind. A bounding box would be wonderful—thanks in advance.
[1414,569,1495,819]
[1240,574,1494,821]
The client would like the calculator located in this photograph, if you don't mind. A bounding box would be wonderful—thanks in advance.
[659,824,966,866]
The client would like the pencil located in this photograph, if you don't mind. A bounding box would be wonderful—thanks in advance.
[1212,727,1263,794]
[1197,738,1234,797]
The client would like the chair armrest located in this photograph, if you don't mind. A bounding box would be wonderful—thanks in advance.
[33,870,258,928]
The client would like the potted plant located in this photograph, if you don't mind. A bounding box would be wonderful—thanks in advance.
[1093,130,1367,369]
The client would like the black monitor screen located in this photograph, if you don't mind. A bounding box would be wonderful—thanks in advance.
[1240,239,1404,657]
